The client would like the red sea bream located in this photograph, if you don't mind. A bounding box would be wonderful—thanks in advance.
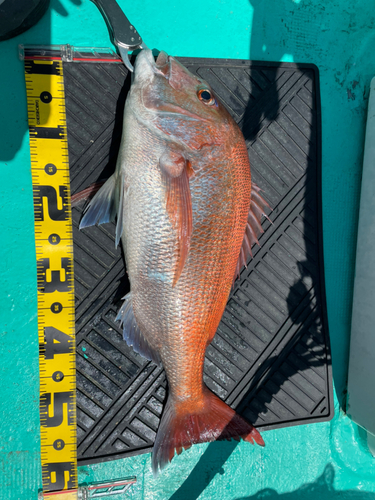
[80,49,269,474]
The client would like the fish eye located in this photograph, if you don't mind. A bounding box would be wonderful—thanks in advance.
[197,89,216,105]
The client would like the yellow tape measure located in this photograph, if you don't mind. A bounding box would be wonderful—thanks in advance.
[24,57,78,494]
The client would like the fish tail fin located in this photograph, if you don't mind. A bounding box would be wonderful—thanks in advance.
[152,385,264,476]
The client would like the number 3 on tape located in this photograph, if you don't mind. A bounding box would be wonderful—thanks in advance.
[24,56,77,493]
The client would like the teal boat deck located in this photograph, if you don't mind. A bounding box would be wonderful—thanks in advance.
[1,0,375,498]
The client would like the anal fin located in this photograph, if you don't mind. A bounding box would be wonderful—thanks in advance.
[116,293,161,364]
[235,183,271,281]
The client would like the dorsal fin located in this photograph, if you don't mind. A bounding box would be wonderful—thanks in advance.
[234,183,271,281]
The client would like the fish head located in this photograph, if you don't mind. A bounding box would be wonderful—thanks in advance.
[129,49,236,151]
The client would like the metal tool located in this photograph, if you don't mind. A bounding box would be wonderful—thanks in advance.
[38,477,137,499]
[90,0,147,72]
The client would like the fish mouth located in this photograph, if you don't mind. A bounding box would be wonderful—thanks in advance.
[137,49,171,78]
[139,49,211,123]
[154,50,170,76]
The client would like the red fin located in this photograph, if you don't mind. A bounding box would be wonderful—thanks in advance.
[160,150,193,287]
[234,183,271,281]
[152,386,264,476]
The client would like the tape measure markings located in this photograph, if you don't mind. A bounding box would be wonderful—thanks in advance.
[25,57,78,494]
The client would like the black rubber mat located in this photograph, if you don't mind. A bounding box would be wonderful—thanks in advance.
[64,56,333,465]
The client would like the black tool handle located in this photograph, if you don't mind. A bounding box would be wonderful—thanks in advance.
[90,0,142,49]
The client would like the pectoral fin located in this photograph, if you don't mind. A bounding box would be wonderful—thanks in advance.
[160,150,193,287]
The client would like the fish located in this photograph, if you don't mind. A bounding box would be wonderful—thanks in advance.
[80,49,269,475]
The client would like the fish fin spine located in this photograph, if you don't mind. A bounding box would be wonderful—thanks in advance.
[115,175,125,247]
[116,293,161,365]
[152,385,264,476]
[234,182,272,281]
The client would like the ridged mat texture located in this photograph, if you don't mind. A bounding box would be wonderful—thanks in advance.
[65,57,333,465]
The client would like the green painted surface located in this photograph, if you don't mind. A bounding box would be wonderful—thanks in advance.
[1,0,375,498]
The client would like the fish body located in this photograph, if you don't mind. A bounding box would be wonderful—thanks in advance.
[80,49,267,474]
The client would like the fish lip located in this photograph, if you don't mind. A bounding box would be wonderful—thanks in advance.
[155,51,170,73]
[139,51,211,123]
[142,49,170,78]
